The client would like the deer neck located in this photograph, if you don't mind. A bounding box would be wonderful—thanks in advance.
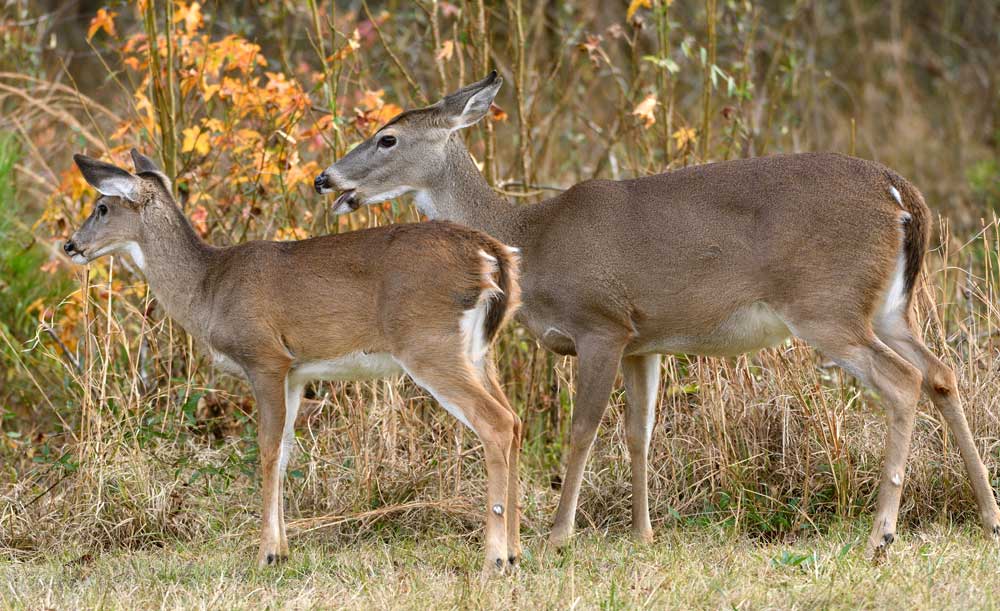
[132,202,218,338]
[414,135,522,244]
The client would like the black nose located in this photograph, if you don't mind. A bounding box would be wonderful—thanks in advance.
[314,173,329,193]
[63,240,76,254]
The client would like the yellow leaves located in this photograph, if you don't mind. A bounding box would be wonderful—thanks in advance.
[673,126,697,149]
[626,0,671,21]
[436,39,456,62]
[632,93,658,128]
[275,226,309,242]
[87,8,117,41]
[173,1,204,36]
[626,0,652,21]
[182,126,211,155]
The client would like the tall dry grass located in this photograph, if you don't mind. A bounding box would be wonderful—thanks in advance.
[1,1,999,560]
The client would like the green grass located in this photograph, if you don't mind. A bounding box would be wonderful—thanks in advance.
[2,521,998,609]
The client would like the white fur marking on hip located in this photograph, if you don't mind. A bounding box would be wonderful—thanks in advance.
[889,185,903,208]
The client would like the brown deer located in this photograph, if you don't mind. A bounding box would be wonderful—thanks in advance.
[314,72,1000,556]
[65,150,523,576]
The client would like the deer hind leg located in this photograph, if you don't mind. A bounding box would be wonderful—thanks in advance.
[249,368,296,567]
[621,354,660,543]
[876,313,1000,537]
[549,333,627,548]
[401,356,516,578]
[805,328,922,556]
[481,360,523,569]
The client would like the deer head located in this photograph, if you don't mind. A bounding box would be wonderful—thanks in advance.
[63,150,171,267]
[314,71,503,214]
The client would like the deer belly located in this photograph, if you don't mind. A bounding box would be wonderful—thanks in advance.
[290,352,404,383]
[632,302,792,357]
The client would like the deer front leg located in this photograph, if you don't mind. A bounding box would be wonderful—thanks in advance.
[250,370,294,568]
[549,335,626,548]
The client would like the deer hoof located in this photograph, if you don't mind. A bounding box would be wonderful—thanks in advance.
[258,550,288,568]
[480,557,507,580]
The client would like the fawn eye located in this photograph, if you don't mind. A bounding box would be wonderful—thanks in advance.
[378,135,397,149]
[97,203,109,217]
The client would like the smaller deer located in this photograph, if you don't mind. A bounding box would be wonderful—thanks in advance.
[64,150,523,576]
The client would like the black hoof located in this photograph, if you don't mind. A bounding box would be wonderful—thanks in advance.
[495,558,503,569]
[883,533,895,546]
[266,553,277,565]
[508,555,518,565]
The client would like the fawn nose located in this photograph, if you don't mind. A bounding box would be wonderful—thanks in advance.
[314,173,330,193]
[63,240,77,254]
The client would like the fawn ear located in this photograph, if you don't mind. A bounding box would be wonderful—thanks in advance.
[130,149,172,193]
[440,70,503,130]
[74,154,139,202]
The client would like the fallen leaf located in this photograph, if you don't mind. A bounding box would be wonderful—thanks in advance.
[632,93,658,128]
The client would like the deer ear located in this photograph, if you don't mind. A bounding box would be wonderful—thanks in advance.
[130,148,172,193]
[442,70,503,130]
[74,154,139,202]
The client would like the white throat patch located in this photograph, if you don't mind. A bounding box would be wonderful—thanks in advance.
[412,190,439,219]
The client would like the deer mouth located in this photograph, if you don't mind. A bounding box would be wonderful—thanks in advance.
[333,189,360,214]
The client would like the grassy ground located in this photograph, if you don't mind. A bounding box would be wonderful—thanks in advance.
[3,521,998,609]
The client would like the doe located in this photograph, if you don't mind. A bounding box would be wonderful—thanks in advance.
[65,150,523,575]
[315,72,1000,556]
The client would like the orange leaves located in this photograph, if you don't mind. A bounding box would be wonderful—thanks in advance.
[354,89,402,134]
[173,2,203,36]
[632,94,658,128]
[329,29,361,63]
[626,0,652,21]
[189,205,209,237]
[489,103,509,122]
[87,8,117,41]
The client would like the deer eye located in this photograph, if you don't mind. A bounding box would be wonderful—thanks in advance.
[377,135,397,149]
[97,203,109,217]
